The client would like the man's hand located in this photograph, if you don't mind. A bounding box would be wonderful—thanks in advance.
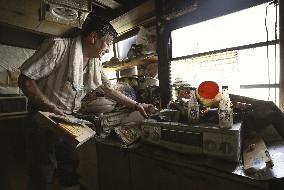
[102,86,156,118]
[137,103,155,118]
[48,104,65,116]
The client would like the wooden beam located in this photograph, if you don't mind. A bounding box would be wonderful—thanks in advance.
[111,0,155,35]
[0,24,48,49]
[156,0,172,107]
[0,0,73,36]
[167,0,272,31]
[93,0,121,9]
[279,0,284,111]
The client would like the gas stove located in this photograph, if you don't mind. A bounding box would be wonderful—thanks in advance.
[141,119,243,162]
[75,109,131,128]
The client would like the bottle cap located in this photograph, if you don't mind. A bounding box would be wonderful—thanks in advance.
[222,85,228,89]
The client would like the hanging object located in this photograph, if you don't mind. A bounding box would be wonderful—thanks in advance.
[39,0,92,28]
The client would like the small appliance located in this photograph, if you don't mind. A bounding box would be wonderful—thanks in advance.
[141,119,242,162]
[0,96,27,116]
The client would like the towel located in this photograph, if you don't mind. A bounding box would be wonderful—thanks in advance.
[68,37,107,93]
[68,36,84,91]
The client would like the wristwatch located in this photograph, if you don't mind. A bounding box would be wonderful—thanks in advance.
[134,102,140,110]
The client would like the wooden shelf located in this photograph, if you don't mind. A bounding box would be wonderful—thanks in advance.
[103,54,158,71]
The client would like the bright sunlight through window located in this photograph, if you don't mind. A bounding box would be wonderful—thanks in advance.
[171,2,279,105]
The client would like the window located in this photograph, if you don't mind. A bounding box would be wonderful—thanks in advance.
[103,35,138,81]
[171,2,279,105]
[101,44,117,82]
[0,44,35,94]
[100,44,114,63]
[117,35,137,60]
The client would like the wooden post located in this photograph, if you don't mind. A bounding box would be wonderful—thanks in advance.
[156,0,172,108]
[280,0,284,111]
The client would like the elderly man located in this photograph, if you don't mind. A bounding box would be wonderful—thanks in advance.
[18,15,153,190]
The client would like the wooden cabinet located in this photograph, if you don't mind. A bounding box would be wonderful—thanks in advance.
[96,142,271,190]
[180,168,217,190]
[0,115,30,158]
[130,154,268,190]
[130,154,180,190]
[180,168,267,190]
[96,142,131,190]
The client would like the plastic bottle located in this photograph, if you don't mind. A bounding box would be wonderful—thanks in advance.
[188,87,199,123]
[218,86,233,128]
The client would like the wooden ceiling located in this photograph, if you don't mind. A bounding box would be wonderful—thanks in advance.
[93,0,155,36]
[0,0,152,37]
[92,0,149,21]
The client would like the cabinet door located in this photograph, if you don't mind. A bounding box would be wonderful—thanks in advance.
[130,153,180,190]
[180,168,218,190]
[96,143,131,190]
[155,161,181,190]
[78,138,99,190]
[181,168,268,190]
[215,177,269,190]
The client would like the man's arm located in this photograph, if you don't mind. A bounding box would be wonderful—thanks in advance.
[18,74,64,115]
[101,86,153,118]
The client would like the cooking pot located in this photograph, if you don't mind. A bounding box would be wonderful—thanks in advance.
[139,77,159,89]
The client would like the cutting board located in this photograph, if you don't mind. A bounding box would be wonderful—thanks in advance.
[34,111,96,148]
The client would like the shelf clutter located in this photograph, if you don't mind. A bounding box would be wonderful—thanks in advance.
[103,54,158,71]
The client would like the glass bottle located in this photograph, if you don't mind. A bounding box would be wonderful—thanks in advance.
[218,86,233,128]
[188,87,199,123]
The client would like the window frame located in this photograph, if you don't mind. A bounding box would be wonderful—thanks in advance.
[169,2,280,106]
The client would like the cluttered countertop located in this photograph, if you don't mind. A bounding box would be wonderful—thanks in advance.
[81,107,284,183]
[91,112,284,181]
[91,83,284,182]
[34,104,284,190]
[35,81,284,185]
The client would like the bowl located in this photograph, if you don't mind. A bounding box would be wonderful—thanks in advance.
[83,97,116,113]
[139,77,159,89]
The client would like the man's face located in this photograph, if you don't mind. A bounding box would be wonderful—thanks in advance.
[88,33,113,58]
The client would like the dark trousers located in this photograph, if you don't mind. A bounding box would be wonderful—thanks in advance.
[26,116,79,190]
